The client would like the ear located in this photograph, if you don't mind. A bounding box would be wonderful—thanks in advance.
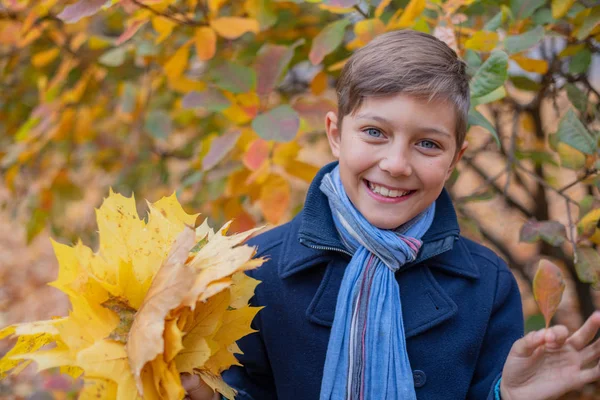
[325,111,341,158]
[446,140,468,180]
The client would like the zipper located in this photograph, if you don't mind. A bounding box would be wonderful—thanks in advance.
[299,237,352,257]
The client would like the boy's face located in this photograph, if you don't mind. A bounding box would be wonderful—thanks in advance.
[325,93,467,230]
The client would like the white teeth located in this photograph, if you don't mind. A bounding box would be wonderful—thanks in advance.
[368,181,410,198]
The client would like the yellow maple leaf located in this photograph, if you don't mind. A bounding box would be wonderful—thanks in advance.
[0,190,265,399]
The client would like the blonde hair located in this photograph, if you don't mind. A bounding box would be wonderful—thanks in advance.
[336,30,470,149]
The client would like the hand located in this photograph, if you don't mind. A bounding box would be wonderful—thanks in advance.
[181,373,219,400]
[500,311,600,400]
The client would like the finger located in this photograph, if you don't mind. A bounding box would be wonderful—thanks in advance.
[581,337,600,366]
[567,311,600,351]
[181,373,201,391]
[577,363,600,387]
[543,325,569,350]
[510,329,547,357]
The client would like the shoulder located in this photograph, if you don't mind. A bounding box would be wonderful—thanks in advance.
[458,235,521,310]
[459,235,511,273]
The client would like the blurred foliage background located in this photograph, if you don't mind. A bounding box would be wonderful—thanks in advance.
[1,0,600,397]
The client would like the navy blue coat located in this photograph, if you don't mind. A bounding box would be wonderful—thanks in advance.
[223,162,524,399]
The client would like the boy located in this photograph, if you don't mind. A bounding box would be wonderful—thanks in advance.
[184,30,600,399]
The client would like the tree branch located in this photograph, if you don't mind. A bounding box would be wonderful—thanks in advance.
[353,5,370,18]
[514,162,579,206]
[130,0,200,26]
[558,169,599,194]
[461,157,534,218]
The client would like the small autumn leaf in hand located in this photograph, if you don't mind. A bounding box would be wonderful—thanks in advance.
[0,191,265,400]
[533,259,566,328]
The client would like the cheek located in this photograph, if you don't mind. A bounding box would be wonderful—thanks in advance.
[419,158,453,186]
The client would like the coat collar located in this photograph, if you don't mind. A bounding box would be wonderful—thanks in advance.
[279,161,480,280]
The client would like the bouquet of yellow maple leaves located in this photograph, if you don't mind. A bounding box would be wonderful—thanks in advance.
[0,191,265,400]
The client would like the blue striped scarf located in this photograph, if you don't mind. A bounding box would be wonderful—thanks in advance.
[319,166,435,400]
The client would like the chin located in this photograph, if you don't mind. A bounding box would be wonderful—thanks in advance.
[365,214,405,230]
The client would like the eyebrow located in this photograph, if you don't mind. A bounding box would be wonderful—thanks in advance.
[354,112,452,138]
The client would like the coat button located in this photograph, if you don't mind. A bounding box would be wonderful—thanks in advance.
[413,370,426,388]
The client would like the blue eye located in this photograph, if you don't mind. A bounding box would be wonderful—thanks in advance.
[418,140,439,149]
[364,128,383,138]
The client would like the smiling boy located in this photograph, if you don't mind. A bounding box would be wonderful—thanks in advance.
[184,29,600,400]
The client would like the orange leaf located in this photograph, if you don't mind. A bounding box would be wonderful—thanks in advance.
[194,27,217,61]
[243,139,271,171]
[210,17,259,39]
[259,174,290,224]
[511,54,549,74]
[310,71,327,95]
[533,259,566,328]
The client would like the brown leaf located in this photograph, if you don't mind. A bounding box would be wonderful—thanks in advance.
[533,259,566,328]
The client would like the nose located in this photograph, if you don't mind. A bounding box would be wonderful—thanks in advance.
[379,147,412,177]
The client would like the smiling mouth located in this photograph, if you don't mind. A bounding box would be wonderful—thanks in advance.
[364,180,415,198]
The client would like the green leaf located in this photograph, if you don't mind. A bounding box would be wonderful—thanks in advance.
[119,82,137,114]
[182,89,231,111]
[576,6,600,40]
[575,247,600,284]
[471,86,506,106]
[515,150,557,166]
[565,83,588,113]
[468,108,499,146]
[483,11,503,31]
[520,220,567,246]
[556,109,596,154]
[504,26,545,54]
[569,49,592,75]
[532,8,555,24]
[309,19,350,65]
[464,49,482,75]
[211,61,256,94]
[144,110,172,140]
[510,75,541,91]
[510,0,545,19]
[15,116,41,142]
[251,105,300,142]
[470,50,508,99]
[525,313,546,333]
[98,47,127,67]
